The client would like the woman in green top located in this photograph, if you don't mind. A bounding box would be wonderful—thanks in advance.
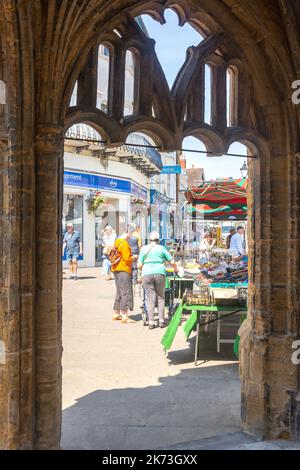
[138,232,178,330]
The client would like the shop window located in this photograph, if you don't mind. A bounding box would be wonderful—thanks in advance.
[63,194,84,242]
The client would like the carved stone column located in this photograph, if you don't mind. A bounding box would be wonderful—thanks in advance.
[240,110,300,440]
[34,124,64,449]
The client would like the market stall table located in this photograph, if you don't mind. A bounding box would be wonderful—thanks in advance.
[161,302,247,366]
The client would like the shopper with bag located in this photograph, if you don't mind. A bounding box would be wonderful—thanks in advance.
[110,232,138,323]
[138,232,178,330]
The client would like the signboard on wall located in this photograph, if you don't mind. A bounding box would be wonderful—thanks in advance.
[161,165,182,175]
[64,171,131,194]
[64,170,148,203]
[131,182,148,201]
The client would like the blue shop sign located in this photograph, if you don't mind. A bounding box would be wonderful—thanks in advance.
[150,189,172,207]
[64,171,131,193]
[161,165,182,175]
[131,182,148,201]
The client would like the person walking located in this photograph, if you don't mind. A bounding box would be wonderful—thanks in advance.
[102,225,116,280]
[62,223,83,280]
[138,232,178,330]
[111,232,138,323]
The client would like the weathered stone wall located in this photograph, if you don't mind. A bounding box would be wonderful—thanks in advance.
[0,0,299,449]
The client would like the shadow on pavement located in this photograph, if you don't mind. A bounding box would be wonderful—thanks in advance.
[62,364,241,450]
[63,276,98,281]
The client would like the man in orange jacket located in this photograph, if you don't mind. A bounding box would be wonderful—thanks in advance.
[111,232,138,323]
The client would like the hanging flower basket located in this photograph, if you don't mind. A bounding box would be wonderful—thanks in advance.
[131,197,146,205]
[86,191,107,214]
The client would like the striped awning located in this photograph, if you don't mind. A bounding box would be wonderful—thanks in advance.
[185,178,247,209]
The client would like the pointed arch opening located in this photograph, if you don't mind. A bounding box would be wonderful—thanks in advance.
[70,81,78,107]
[204,64,213,125]
[124,49,140,116]
[227,66,239,127]
[97,44,111,113]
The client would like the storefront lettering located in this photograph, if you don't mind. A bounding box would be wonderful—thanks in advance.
[109,180,118,188]
[64,171,148,200]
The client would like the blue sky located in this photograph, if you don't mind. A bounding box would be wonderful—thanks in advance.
[141,10,247,180]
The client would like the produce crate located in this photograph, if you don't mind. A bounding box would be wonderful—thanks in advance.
[211,288,239,306]
[185,287,211,306]
[170,278,194,299]
[237,287,248,306]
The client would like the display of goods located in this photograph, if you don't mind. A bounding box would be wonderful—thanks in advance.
[170,279,194,299]
[185,262,200,270]
[185,287,211,306]
[237,287,248,306]
[211,288,239,306]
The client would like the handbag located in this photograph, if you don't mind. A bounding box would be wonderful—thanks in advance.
[107,241,126,267]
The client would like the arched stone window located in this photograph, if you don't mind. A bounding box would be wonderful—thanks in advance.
[204,64,212,125]
[0,79,6,105]
[227,66,239,127]
[70,80,78,107]
[97,44,111,113]
[124,49,140,116]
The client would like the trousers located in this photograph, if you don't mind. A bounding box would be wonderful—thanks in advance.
[142,274,165,324]
[113,271,134,311]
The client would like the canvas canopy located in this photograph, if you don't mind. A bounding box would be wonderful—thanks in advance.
[186,178,247,210]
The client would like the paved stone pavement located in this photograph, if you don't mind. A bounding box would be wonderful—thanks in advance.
[63,267,296,451]
[61,268,242,450]
[166,432,300,450]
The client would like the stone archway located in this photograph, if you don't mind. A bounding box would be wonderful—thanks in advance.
[0,0,300,449]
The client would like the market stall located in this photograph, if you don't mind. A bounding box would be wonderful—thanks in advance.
[185,178,248,210]
[160,178,249,362]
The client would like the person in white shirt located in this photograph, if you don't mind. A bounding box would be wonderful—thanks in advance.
[200,232,215,262]
[230,226,245,257]
[102,225,116,280]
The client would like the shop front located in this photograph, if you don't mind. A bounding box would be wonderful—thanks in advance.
[149,190,174,246]
[63,170,149,267]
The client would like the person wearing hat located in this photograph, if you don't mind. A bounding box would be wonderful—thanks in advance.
[138,232,178,329]
[62,223,83,280]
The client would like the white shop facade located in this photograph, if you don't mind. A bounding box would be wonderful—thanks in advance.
[63,151,150,268]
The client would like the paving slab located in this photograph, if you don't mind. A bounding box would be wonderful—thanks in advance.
[61,268,250,450]
[166,432,300,450]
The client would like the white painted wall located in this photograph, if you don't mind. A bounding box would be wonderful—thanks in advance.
[64,151,149,190]
[63,150,148,268]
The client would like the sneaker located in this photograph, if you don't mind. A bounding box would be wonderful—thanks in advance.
[112,314,122,321]
[159,322,167,329]
[68,275,74,280]
[149,324,156,330]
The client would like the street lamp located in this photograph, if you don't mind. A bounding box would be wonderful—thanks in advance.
[240,161,248,179]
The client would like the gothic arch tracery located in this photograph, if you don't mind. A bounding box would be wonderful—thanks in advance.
[64,9,265,154]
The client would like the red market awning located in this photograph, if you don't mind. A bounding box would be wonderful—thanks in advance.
[187,204,247,220]
[186,178,247,209]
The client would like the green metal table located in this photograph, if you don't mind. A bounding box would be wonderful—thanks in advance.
[161,302,247,365]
